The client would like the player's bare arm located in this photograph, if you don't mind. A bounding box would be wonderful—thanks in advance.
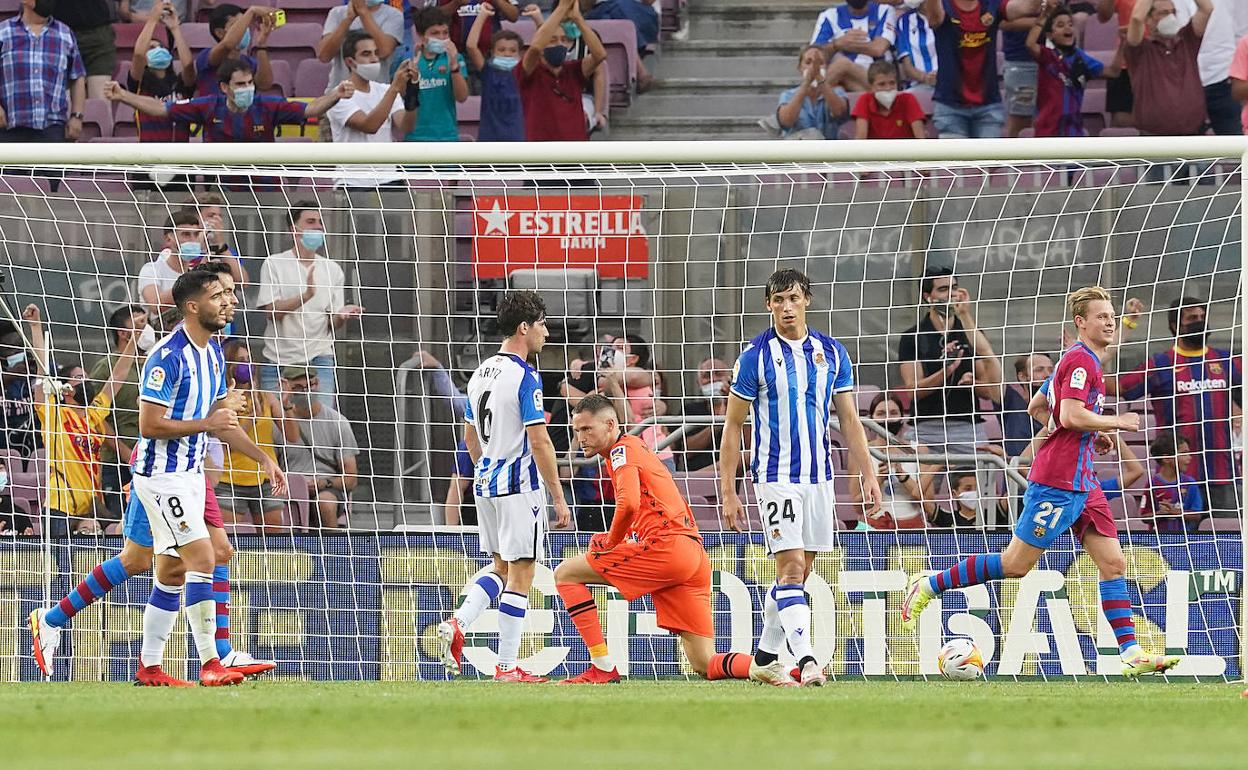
[718,394,750,532]
[833,390,881,516]
[526,422,571,529]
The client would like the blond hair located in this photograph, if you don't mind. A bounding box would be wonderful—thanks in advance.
[1067,285,1112,320]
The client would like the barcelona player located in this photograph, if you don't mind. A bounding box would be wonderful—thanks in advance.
[553,394,764,684]
[902,286,1180,677]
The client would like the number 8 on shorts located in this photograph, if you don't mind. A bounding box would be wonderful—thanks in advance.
[132,470,209,556]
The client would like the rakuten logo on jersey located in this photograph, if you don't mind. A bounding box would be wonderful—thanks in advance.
[1176,378,1228,393]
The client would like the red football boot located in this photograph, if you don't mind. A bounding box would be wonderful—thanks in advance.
[198,658,245,686]
[559,666,622,685]
[134,662,195,687]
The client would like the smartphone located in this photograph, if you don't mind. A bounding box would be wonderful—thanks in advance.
[273,9,287,27]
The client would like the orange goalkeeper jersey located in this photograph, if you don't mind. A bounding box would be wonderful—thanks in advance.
[602,433,700,547]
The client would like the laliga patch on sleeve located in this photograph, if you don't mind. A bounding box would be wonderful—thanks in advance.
[145,365,166,391]
[1069,367,1087,390]
[731,358,741,383]
[533,388,543,411]
[610,445,627,470]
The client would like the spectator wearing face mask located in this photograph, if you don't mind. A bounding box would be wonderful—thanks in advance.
[406,7,468,142]
[525,3,610,136]
[1110,297,1242,519]
[91,304,151,520]
[895,0,938,92]
[0,323,38,457]
[1125,0,1212,136]
[921,0,1042,139]
[859,391,939,530]
[518,0,606,141]
[677,358,731,473]
[927,471,986,529]
[1002,352,1053,458]
[319,0,406,92]
[599,334,675,472]
[852,60,926,138]
[812,0,898,92]
[127,3,197,142]
[327,31,418,187]
[773,44,850,139]
[1026,4,1111,137]
[441,0,520,55]
[194,4,277,97]
[466,6,525,140]
[24,305,138,537]
[137,211,207,328]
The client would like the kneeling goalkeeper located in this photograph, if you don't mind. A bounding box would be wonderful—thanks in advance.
[554,394,773,685]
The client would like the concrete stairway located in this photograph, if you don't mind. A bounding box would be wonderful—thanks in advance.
[610,0,828,140]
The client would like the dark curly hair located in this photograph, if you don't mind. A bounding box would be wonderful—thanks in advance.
[497,290,546,338]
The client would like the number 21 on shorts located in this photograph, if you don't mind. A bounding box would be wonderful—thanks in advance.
[1032,500,1063,529]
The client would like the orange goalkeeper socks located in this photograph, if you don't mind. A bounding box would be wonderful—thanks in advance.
[558,582,611,669]
[707,652,751,680]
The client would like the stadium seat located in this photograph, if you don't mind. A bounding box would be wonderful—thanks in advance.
[262,59,295,97]
[457,95,482,141]
[508,269,597,341]
[1081,15,1119,51]
[199,0,339,25]
[671,473,720,505]
[294,58,332,97]
[112,102,138,138]
[687,495,720,531]
[113,23,147,63]
[853,385,881,415]
[179,22,216,50]
[267,23,323,72]
[1080,87,1108,136]
[285,474,312,531]
[588,20,640,108]
[1099,127,1140,138]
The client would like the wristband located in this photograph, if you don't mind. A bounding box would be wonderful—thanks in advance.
[70,112,84,120]
[211,242,230,255]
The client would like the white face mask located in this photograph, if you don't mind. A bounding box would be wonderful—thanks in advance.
[137,324,157,352]
[903,0,924,9]
[611,350,628,370]
[1155,13,1182,38]
[700,380,727,398]
[958,490,979,509]
[874,89,898,109]
[354,61,384,82]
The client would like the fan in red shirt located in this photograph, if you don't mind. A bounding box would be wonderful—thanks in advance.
[852,61,927,139]
[553,395,774,685]
[517,0,606,141]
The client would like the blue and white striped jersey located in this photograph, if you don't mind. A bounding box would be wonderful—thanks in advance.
[729,328,855,485]
[895,9,937,76]
[132,325,228,476]
[811,3,897,69]
[465,352,545,498]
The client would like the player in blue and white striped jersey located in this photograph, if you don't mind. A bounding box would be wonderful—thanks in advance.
[720,269,881,687]
[437,290,572,683]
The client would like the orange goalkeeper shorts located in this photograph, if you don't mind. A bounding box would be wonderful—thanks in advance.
[586,534,713,638]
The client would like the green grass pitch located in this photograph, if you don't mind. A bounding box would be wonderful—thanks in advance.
[5,680,1246,769]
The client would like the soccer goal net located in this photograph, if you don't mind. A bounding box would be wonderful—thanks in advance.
[0,139,1243,683]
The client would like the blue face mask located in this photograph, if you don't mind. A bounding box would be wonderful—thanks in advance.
[299,228,326,251]
[543,44,568,68]
[146,46,173,70]
[179,240,204,263]
[231,85,255,109]
[238,27,252,51]
[0,472,8,491]
[365,0,384,6]
[561,21,582,40]
[425,36,447,55]
[491,55,519,71]
[5,352,25,370]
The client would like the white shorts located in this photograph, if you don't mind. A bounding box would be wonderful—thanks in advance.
[756,481,837,555]
[476,488,548,563]
[132,471,209,557]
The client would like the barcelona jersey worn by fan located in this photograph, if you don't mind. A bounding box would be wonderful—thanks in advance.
[1118,345,1242,485]
[35,392,113,516]
[1015,342,1116,548]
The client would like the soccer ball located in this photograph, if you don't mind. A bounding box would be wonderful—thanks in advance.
[937,638,985,681]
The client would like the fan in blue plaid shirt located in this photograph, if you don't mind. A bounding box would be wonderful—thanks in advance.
[0,2,86,141]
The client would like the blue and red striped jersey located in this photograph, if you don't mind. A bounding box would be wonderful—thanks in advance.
[1030,342,1104,492]
[1033,45,1103,137]
[1119,345,1242,484]
[167,94,306,142]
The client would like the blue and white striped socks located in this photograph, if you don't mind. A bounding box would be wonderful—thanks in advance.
[455,572,504,629]
[140,581,182,667]
[773,583,815,667]
[496,590,528,671]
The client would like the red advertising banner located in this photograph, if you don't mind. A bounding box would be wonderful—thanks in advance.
[471,195,650,279]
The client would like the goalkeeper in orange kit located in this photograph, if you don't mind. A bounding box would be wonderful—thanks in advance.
[554,394,786,685]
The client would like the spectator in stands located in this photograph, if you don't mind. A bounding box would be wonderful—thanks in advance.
[896,0,938,93]
[606,334,675,471]
[812,0,897,92]
[0,321,38,457]
[774,45,850,139]
[518,0,607,142]
[328,31,417,187]
[120,0,190,24]
[1096,0,1140,127]
[280,367,359,530]
[195,4,276,97]
[0,458,32,536]
[184,192,247,284]
[51,0,114,100]
[128,3,197,143]
[1001,7,1040,137]
[255,201,364,407]
[583,0,659,93]
[921,0,1042,139]
[1141,432,1205,532]
[0,0,86,143]
[137,210,205,327]
[467,5,525,141]
[1096,427,1146,501]
[1027,4,1110,137]
[319,0,406,93]
[1175,0,1248,136]
[441,0,520,60]
[1002,352,1052,458]
[1125,0,1212,136]
[217,338,289,533]
[443,439,477,526]
[859,391,939,530]
[90,304,149,520]
[1112,296,1241,519]
[853,61,926,138]
[1231,30,1248,133]
[405,6,469,142]
[927,470,986,528]
[524,3,610,137]
[677,357,730,473]
[106,59,355,142]
[416,349,468,422]
[25,304,137,537]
